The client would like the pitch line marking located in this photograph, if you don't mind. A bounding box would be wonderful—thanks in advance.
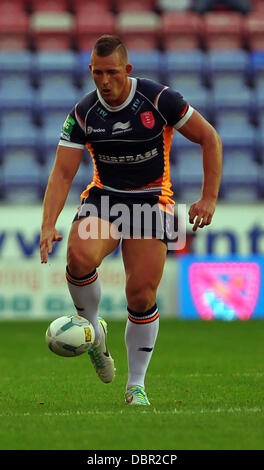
[0,407,263,418]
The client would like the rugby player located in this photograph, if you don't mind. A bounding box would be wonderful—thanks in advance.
[40,35,222,406]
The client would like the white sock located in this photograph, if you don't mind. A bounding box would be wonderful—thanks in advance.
[125,304,159,389]
[66,266,101,344]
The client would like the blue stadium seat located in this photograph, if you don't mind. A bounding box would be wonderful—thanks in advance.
[2,186,42,204]
[128,50,163,82]
[165,50,205,85]
[168,73,203,92]
[207,50,250,81]
[217,122,257,151]
[38,73,75,90]
[36,81,80,112]
[78,50,92,75]
[211,82,254,112]
[41,109,67,128]
[0,109,35,127]
[176,146,203,180]
[255,83,264,110]
[2,148,41,187]
[0,119,39,152]
[222,185,260,202]
[165,50,205,73]
[222,153,259,182]
[0,73,32,90]
[174,144,203,201]
[35,51,77,83]
[214,109,252,129]
[213,73,247,92]
[0,80,35,111]
[0,51,35,78]
[257,123,264,163]
[221,152,261,201]
[251,51,264,76]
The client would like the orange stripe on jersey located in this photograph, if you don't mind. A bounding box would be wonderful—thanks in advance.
[158,125,175,210]
[81,143,103,199]
[75,108,86,131]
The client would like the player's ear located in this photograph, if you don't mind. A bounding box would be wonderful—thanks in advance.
[126,63,133,75]
[89,64,92,72]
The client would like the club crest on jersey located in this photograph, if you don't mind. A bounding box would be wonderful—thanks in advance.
[140,111,155,129]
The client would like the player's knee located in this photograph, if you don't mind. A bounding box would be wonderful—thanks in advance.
[126,282,157,312]
[67,244,101,276]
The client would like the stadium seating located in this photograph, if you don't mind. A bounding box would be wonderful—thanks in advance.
[75,10,115,51]
[217,121,257,150]
[211,79,254,113]
[72,0,111,13]
[116,11,160,50]
[1,147,42,203]
[214,109,253,129]
[201,12,244,49]
[0,7,29,50]
[30,11,74,50]
[166,49,205,74]
[0,109,35,129]
[0,117,39,153]
[0,0,27,10]
[221,152,261,201]
[114,0,157,12]
[174,144,204,202]
[34,50,78,84]
[36,81,80,114]
[161,12,202,50]
[258,123,264,166]
[0,79,35,112]
[41,110,66,153]
[157,0,192,12]
[244,12,264,50]
[0,4,263,203]
[30,0,69,12]
[165,49,206,88]
[206,49,250,85]
[0,51,35,83]
[128,50,163,82]
[252,0,264,11]
[251,50,264,87]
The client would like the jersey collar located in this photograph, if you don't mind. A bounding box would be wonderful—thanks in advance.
[96,77,137,112]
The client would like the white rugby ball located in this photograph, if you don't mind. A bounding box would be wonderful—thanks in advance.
[45,314,95,357]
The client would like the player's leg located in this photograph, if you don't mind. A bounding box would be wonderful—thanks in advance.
[67,216,119,338]
[66,216,120,383]
[121,238,167,404]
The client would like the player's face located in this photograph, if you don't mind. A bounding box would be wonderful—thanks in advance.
[90,51,132,106]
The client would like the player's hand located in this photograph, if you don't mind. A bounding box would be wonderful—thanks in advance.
[188,197,216,232]
[40,227,63,263]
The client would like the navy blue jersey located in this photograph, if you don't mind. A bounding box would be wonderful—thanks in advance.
[59,77,193,205]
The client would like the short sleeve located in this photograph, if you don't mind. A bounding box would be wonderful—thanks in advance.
[157,87,193,128]
[58,104,86,149]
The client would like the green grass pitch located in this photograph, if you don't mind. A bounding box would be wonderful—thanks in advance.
[0,319,263,450]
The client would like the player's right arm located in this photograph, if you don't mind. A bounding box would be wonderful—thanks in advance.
[40,145,83,263]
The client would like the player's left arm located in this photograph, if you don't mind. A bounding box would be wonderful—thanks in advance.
[177,109,223,232]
